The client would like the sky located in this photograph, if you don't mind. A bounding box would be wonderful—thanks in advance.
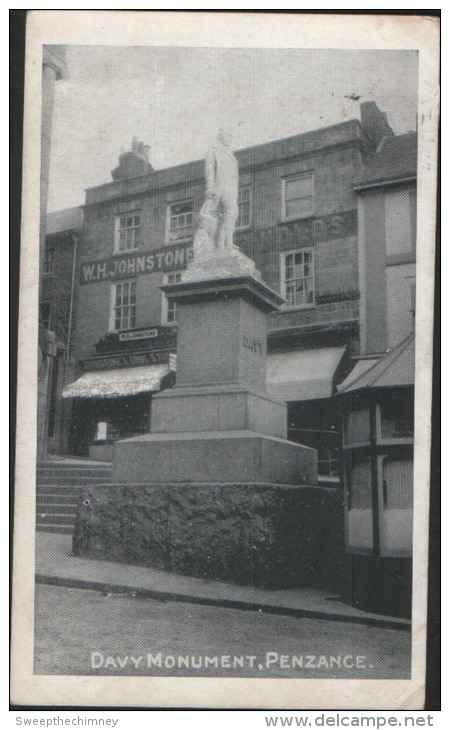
[47,46,419,212]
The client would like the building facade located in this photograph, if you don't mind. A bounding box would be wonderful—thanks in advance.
[59,103,409,479]
[336,131,417,616]
[39,207,83,455]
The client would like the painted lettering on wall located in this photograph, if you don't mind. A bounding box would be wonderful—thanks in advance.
[80,244,194,284]
[235,210,358,253]
[242,336,263,356]
[83,349,170,371]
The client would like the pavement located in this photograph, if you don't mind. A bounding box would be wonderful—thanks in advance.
[36,531,411,631]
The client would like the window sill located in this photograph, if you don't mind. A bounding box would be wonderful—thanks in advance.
[112,247,141,256]
[164,239,194,246]
[280,213,315,224]
[279,303,316,312]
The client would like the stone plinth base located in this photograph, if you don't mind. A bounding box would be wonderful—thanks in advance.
[73,482,344,589]
[151,385,287,439]
[112,430,316,485]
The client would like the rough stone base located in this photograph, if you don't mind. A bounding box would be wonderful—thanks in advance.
[72,482,345,589]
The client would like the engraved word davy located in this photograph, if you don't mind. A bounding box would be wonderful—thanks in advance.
[242,336,263,355]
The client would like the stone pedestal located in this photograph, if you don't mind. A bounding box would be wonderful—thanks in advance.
[110,273,317,486]
[74,255,319,587]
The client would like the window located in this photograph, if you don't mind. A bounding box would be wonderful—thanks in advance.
[380,397,414,439]
[162,272,182,323]
[283,172,314,219]
[167,201,194,243]
[345,408,370,445]
[384,189,414,256]
[349,459,372,510]
[381,458,413,510]
[237,186,251,228]
[281,249,315,307]
[346,458,373,551]
[39,301,51,330]
[43,246,55,275]
[112,280,137,331]
[318,447,340,477]
[115,214,140,253]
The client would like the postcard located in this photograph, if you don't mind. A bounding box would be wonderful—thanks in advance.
[11,11,439,709]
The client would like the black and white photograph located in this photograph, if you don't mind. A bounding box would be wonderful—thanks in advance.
[11,11,439,710]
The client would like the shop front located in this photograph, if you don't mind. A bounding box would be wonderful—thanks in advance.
[63,326,176,458]
[337,333,415,618]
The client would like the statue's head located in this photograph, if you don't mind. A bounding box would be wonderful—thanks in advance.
[217,128,233,147]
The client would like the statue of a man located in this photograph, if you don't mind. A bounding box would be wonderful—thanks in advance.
[204,128,239,249]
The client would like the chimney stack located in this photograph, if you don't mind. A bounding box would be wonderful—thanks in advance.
[111,137,153,181]
[360,101,394,148]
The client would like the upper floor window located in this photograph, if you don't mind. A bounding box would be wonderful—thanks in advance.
[162,272,182,324]
[43,245,55,275]
[39,301,51,330]
[384,188,416,257]
[281,249,315,308]
[167,200,194,243]
[115,214,140,253]
[111,280,137,331]
[282,172,314,219]
[237,185,252,228]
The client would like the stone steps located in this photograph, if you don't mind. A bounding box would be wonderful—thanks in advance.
[36,459,112,535]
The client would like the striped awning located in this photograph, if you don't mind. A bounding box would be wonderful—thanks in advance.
[63,364,170,399]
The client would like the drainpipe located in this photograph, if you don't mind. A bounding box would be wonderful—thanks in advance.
[65,232,78,371]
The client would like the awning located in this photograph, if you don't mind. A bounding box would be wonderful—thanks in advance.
[266,346,346,402]
[62,364,170,399]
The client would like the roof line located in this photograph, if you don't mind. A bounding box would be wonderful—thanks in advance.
[353,176,416,191]
[339,332,414,392]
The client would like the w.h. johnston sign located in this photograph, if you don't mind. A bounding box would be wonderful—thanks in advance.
[80,242,194,284]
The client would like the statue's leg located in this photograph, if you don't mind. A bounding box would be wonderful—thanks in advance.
[218,192,238,249]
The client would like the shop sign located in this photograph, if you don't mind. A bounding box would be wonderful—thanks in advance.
[118,328,158,342]
[80,243,194,285]
[83,349,170,371]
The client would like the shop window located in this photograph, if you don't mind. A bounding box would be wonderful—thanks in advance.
[347,458,373,551]
[43,246,55,275]
[39,301,51,330]
[112,280,137,331]
[282,172,314,219]
[237,185,252,228]
[281,249,315,307]
[318,447,340,477]
[162,272,182,324]
[114,214,140,253]
[344,408,370,445]
[382,458,413,509]
[380,397,414,439]
[380,457,413,557]
[167,200,194,243]
[349,460,372,510]
[95,422,108,441]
